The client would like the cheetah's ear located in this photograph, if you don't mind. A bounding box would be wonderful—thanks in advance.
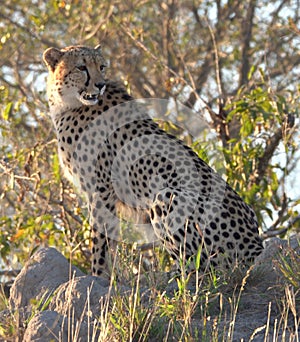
[43,47,65,72]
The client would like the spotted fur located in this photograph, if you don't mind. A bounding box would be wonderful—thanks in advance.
[43,45,263,276]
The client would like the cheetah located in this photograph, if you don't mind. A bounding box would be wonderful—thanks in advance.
[43,45,263,277]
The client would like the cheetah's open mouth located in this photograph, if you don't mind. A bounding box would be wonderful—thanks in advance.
[77,85,106,106]
[79,93,99,106]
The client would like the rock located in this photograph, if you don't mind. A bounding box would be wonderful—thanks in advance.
[22,310,67,342]
[22,310,102,342]
[49,275,109,319]
[9,247,84,310]
[8,247,116,341]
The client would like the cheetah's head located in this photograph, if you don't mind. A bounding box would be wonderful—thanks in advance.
[43,45,107,112]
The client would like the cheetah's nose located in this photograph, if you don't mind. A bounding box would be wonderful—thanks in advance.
[95,82,106,96]
[96,82,106,89]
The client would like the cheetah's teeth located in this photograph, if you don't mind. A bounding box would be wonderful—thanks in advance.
[77,93,99,106]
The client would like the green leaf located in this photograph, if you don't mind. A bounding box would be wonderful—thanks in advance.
[52,153,61,182]
[247,65,257,80]
[2,102,13,121]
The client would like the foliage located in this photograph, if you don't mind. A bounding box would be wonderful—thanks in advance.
[0,0,299,274]
[274,240,300,290]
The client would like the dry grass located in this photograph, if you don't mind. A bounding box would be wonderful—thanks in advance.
[0,240,299,341]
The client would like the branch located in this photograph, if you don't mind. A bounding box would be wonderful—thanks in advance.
[117,19,216,117]
[79,5,114,43]
[206,21,223,99]
[261,228,288,239]
[239,0,257,88]
[0,270,21,277]
[255,114,295,186]
[262,214,300,239]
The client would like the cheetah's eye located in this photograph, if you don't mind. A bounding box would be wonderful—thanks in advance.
[100,65,106,72]
[76,65,87,72]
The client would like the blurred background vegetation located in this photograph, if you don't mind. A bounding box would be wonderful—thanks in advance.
[0,0,299,274]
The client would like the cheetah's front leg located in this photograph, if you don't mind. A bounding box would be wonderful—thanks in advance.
[89,193,120,277]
